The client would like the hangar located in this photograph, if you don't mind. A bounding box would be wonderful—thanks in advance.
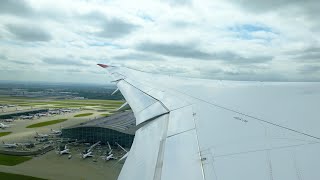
[61,111,136,148]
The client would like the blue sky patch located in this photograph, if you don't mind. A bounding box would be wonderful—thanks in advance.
[229,23,276,41]
[238,24,272,32]
[87,41,124,49]
[137,11,154,22]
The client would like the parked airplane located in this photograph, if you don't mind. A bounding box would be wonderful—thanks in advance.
[101,142,117,161]
[98,64,320,180]
[49,110,60,115]
[37,113,48,117]
[4,119,14,122]
[20,115,34,119]
[102,153,117,161]
[34,132,49,138]
[81,150,93,159]
[2,141,18,148]
[51,128,62,135]
[56,145,70,155]
[0,123,14,129]
[60,109,71,113]
[81,141,101,159]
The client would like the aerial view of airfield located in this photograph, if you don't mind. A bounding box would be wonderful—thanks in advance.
[0,82,131,180]
[2,0,320,180]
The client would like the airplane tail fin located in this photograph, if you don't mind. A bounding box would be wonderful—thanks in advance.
[97,64,109,68]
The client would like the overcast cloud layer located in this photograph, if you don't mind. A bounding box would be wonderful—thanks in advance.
[0,0,320,84]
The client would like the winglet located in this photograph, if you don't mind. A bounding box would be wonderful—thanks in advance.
[97,64,109,68]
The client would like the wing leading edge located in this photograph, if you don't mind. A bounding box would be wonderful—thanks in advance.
[99,64,320,180]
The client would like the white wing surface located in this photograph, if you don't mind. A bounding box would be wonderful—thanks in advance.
[98,64,320,180]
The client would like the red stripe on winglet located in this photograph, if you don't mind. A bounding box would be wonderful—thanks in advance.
[97,64,109,68]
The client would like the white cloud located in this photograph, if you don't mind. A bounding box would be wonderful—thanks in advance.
[0,0,319,84]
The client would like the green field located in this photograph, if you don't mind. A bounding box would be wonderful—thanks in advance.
[0,172,45,180]
[26,119,68,128]
[0,154,32,166]
[0,132,12,137]
[74,113,93,117]
[100,114,110,117]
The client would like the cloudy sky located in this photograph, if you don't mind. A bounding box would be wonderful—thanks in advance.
[0,0,320,84]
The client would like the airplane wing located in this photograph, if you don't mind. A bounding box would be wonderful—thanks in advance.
[98,64,320,180]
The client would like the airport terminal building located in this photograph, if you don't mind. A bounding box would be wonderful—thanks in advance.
[0,109,48,120]
[62,111,136,148]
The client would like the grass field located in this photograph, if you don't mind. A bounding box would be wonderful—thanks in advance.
[0,172,45,180]
[26,119,68,128]
[0,132,12,137]
[100,114,110,117]
[0,154,32,166]
[74,113,93,117]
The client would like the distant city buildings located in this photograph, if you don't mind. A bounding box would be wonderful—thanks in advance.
[0,82,121,100]
[10,88,81,99]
